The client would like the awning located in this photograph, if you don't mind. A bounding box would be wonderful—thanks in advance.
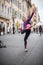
[0,17,10,23]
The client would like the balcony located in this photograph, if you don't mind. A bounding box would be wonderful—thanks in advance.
[0,11,12,20]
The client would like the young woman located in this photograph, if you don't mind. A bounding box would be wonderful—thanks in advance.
[21,7,35,52]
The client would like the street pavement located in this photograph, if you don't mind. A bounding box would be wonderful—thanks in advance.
[0,33,43,65]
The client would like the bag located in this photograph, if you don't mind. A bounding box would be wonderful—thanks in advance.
[26,24,31,30]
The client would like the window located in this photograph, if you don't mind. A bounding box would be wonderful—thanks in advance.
[1,22,3,28]
[7,23,9,27]
[7,0,10,3]
[5,5,6,13]
[18,1,19,8]
[22,5,25,12]
[12,8,14,14]
[8,8,9,15]
[19,3,21,9]
[17,1,21,9]
[10,7,12,13]
[22,0,24,2]
[12,0,17,6]
[17,13,21,19]
[0,0,1,4]
[20,14,21,18]
[2,4,4,12]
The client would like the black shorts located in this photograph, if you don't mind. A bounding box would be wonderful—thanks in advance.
[21,29,31,34]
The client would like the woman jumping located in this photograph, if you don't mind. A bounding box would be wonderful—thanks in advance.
[21,7,35,52]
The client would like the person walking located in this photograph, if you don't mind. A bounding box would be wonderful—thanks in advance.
[3,25,5,35]
[39,25,42,36]
[12,24,15,34]
[21,7,35,52]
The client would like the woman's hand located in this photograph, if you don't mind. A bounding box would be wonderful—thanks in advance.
[32,5,36,12]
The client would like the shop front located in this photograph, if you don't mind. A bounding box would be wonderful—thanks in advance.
[0,17,10,35]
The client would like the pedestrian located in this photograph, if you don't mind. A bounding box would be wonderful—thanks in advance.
[39,25,42,36]
[21,7,35,52]
[3,25,5,35]
[9,27,11,33]
[12,24,15,34]
[0,24,2,36]
[7,26,9,34]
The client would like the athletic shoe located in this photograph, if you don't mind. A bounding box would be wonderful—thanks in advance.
[25,49,28,52]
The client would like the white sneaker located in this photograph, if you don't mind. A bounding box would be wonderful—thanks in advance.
[25,49,28,52]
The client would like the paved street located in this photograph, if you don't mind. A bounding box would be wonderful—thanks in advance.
[0,33,43,65]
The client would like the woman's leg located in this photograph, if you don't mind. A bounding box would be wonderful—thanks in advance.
[24,30,31,49]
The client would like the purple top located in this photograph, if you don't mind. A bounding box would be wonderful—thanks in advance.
[23,12,34,29]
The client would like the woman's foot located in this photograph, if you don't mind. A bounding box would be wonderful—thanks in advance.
[25,49,28,52]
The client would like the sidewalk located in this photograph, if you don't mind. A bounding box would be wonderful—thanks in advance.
[0,33,43,65]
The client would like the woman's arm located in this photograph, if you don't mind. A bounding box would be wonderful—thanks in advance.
[26,12,34,24]
[25,7,35,24]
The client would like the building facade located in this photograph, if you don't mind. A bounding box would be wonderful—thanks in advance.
[0,0,34,34]
[31,4,41,32]
[0,0,12,34]
[0,0,28,34]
